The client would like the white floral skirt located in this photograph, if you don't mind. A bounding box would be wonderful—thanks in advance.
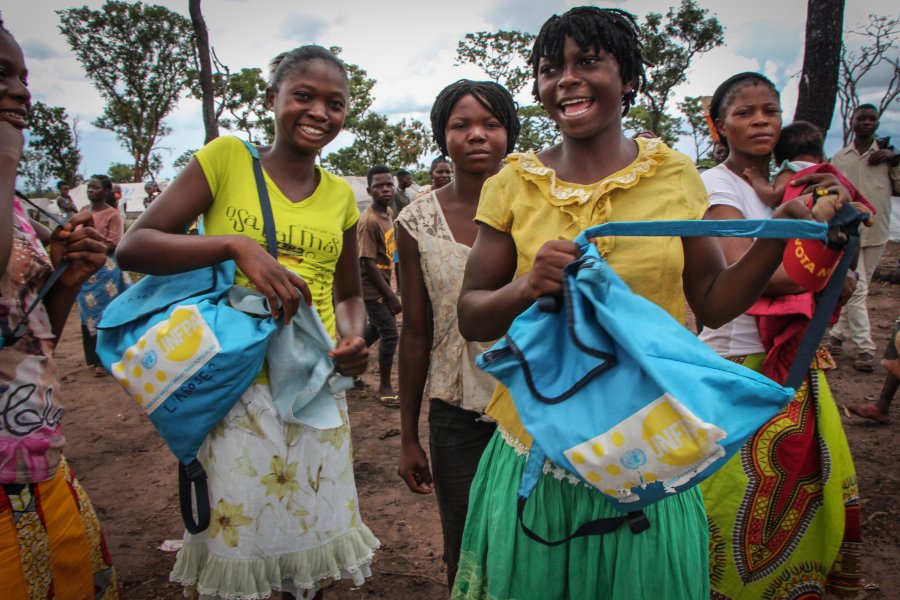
[170,384,380,599]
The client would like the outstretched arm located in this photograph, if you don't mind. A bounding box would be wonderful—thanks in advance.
[683,188,850,328]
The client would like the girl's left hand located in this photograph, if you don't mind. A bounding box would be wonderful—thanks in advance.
[48,212,108,288]
[329,335,368,376]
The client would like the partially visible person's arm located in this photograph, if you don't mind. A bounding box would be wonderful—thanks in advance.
[396,224,435,494]
[743,166,781,208]
[330,226,368,376]
[684,188,852,328]
[361,257,401,313]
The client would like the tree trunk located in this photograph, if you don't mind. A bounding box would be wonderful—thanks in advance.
[189,0,218,144]
[794,0,845,132]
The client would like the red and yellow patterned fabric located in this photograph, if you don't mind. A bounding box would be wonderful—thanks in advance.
[0,457,119,598]
[701,352,861,600]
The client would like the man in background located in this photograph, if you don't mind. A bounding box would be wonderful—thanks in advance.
[359,165,402,407]
[830,104,900,372]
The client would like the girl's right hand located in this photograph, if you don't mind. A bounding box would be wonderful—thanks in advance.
[232,236,311,323]
[525,239,581,299]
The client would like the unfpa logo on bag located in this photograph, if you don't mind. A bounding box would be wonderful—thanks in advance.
[111,305,221,415]
[157,307,205,361]
[564,394,726,503]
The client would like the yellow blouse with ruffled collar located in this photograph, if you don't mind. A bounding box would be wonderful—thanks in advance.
[475,137,709,446]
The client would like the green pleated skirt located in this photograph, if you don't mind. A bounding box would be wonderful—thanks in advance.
[451,429,709,600]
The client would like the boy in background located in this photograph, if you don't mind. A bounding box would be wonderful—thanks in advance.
[359,165,402,406]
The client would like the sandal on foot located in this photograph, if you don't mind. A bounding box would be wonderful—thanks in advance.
[94,366,108,378]
[379,395,400,409]
[845,403,889,424]
[853,353,874,373]
[827,336,843,356]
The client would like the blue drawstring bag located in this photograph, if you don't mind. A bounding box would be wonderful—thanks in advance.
[477,210,862,542]
[96,261,277,464]
[96,139,280,534]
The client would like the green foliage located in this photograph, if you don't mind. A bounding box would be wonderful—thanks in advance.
[517,105,559,152]
[172,149,197,174]
[676,95,714,164]
[331,47,375,129]
[455,30,535,96]
[57,1,196,182]
[189,65,272,143]
[638,0,724,137]
[323,48,433,176]
[623,102,683,146]
[20,101,82,189]
[17,149,54,196]
[325,114,434,176]
[107,162,136,183]
[411,169,431,186]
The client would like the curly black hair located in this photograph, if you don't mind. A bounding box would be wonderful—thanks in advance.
[430,79,521,156]
[529,7,645,116]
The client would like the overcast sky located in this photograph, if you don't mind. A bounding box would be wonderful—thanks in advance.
[6,0,898,181]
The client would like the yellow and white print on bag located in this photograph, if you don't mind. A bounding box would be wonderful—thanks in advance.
[110,304,220,414]
[564,393,726,504]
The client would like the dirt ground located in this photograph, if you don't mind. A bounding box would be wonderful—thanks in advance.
[57,243,900,600]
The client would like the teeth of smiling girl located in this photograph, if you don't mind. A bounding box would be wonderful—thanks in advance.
[560,99,593,116]
[0,110,26,121]
[300,126,325,136]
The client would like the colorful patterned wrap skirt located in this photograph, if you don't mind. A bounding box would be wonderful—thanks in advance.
[451,428,710,599]
[700,353,861,600]
[0,456,119,598]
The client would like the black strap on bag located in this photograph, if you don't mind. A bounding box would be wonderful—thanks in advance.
[522,204,865,544]
[178,140,278,534]
[517,497,650,546]
[178,459,210,535]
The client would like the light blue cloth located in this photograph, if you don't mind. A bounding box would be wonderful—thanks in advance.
[229,287,353,429]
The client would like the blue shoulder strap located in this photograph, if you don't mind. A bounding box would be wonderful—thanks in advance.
[560,205,864,391]
[241,139,278,258]
[573,218,828,247]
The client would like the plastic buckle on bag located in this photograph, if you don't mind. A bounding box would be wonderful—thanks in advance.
[627,510,650,534]
[183,458,207,482]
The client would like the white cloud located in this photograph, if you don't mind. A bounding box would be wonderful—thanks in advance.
[19,39,61,60]
[277,13,331,43]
